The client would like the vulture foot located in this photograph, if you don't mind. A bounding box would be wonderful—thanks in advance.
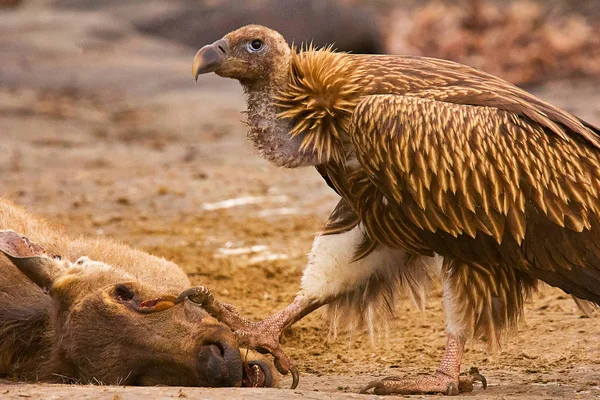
[234,321,300,389]
[176,286,300,389]
[359,368,486,396]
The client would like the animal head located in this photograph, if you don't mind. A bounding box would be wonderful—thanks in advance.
[0,230,273,387]
[193,25,360,167]
[192,24,291,87]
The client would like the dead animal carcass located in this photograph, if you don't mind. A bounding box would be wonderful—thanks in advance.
[0,199,272,387]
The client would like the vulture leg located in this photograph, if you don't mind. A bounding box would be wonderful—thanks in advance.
[223,294,322,378]
[361,257,511,396]
[360,334,486,395]
[176,286,322,386]
[176,225,411,386]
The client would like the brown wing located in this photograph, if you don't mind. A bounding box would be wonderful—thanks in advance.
[348,94,600,303]
[356,54,600,150]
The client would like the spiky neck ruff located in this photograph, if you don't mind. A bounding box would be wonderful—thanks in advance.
[243,48,363,168]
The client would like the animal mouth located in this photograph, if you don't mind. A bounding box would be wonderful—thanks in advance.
[134,296,177,313]
[242,360,273,388]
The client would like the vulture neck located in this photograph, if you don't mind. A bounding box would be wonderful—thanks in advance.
[269,49,361,167]
[242,62,321,168]
[243,49,361,169]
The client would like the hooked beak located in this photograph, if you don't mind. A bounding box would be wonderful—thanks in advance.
[192,38,230,81]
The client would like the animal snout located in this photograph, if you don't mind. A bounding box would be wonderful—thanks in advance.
[196,329,243,387]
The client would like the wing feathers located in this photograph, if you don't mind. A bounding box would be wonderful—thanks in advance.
[347,94,600,301]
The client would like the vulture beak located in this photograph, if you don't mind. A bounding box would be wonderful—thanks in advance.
[192,38,230,81]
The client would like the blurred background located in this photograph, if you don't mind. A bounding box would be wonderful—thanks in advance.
[4,0,600,84]
[1,1,600,397]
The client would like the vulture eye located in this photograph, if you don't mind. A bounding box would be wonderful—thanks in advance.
[247,39,263,52]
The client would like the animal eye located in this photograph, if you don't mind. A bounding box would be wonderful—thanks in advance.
[113,284,135,302]
[247,39,263,52]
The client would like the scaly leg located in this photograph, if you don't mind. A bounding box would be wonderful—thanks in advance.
[359,257,495,395]
[176,287,323,388]
[359,334,486,395]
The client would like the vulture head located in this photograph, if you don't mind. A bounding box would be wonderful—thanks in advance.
[193,25,361,167]
[193,25,291,87]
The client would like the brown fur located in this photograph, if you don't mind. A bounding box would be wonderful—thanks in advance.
[0,199,248,386]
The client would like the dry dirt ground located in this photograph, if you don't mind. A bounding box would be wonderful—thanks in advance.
[1,3,600,400]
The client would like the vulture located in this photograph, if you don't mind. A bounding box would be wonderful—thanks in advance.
[186,25,600,395]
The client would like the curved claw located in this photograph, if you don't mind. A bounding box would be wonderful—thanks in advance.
[175,286,215,306]
[359,369,487,396]
[470,373,487,389]
[359,380,383,395]
[456,368,487,393]
[248,336,299,389]
[247,337,300,389]
[177,285,301,389]
[290,365,300,389]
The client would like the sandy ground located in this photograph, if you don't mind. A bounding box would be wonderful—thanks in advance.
[1,3,600,399]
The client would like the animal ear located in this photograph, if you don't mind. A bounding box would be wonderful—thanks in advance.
[0,230,67,292]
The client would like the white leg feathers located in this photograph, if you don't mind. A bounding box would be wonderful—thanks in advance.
[300,225,403,302]
[300,225,437,334]
[441,262,470,341]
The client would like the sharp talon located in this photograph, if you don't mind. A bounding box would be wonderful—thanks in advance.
[446,382,459,396]
[290,365,300,389]
[255,346,270,355]
[175,286,213,305]
[359,381,381,394]
[470,373,487,389]
[175,287,199,304]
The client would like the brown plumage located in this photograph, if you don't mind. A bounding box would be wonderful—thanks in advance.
[191,25,600,395]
